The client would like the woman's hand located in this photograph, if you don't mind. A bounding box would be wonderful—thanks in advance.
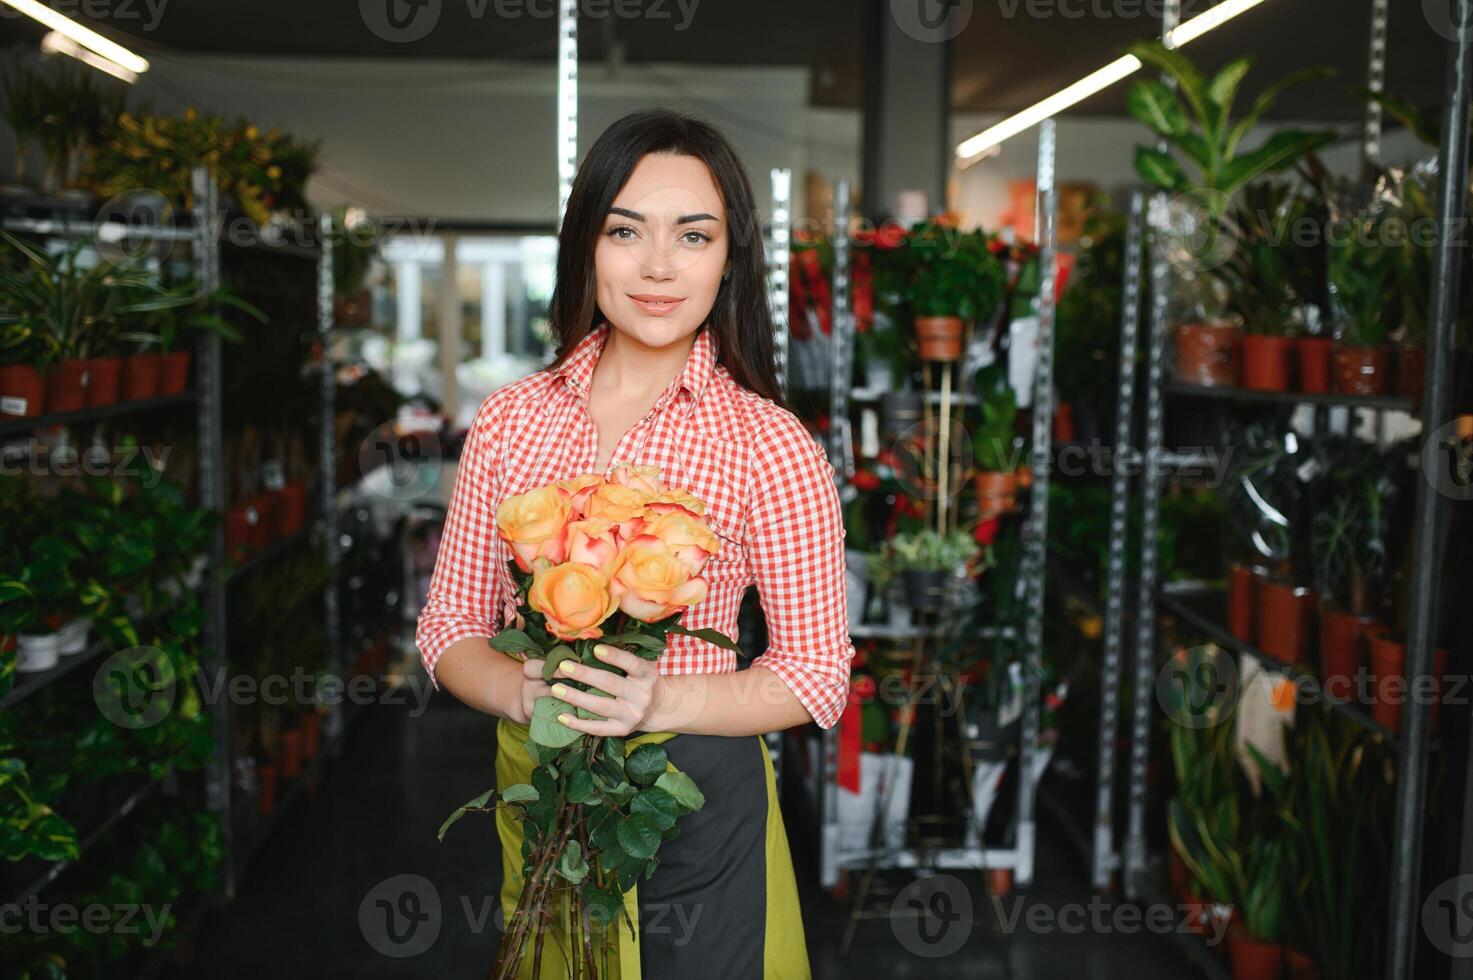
[548,643,660,737]
[508,656,553,727]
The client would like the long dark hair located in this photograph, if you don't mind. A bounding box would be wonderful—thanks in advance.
[545,108,789,411]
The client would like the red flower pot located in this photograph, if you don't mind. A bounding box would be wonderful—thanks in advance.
[122,353,163,401]
[914,315,964,362]
[277,481,308,536]
[1396,344,1424,402]
[973,471,1020,520]
[1297,337,1332,393]
[279,727,303,781]
[1286,947,1320,980]
[43,357,87,413]
[1241,334,1291,391]
[1367,627,1448,733]
[1319,605,1377,702]
[1054,402,1076,444]
[84,356,122,407]
[1229,929,1285,980]
[225,505,257,561]
[252,491,283,547]
[158,350,191,396]
[1174,321,1241,386]
[1332,344,1388,396]
[1227,563,1257,642]
[0,364,45,417]
[1257,579,1312,663]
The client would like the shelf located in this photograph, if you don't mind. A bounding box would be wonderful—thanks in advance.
[8,770,173,905]
[0,392,196,439]
[1155,586,1400,740]
[1,215,197,243]
[850,387,979,406]
[1161,380,1413,413]
[225,526,314,583]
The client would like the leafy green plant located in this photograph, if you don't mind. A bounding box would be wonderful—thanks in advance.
[1,64,43,185]
[1310,438,1398,616]
[1127,41,1336,221]
[116,278,261,355]
[972,365,1020,473]
[873,224,1007,321]
[1218,181,1326,336]
[32,62,124,192]
[867,528,984,589]
[1326,212,1395,346]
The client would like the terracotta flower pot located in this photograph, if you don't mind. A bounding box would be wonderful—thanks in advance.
[84,356,122,407]
[279,727,303,781]
[914,315,964,362]
[1170,848,1193,903]
[1367,627,1448,733]
[1396,344,1424,402]
[1241,334,1292,391]
[1297,337,1332,393]
[0,364,45,417]
[1332,344,1388,396]
[225,504,258,561]
[257,761,279,817]
[1054,402,1076,444]
[43,357,87,413]
[1227,563,1258,642]
[1174,321,1240,387]
[252,491,283,547]
[1257,579,1312,663]
[158,350,191,396]
[122,353,163,401]
[1286,947,1320,980]
[1229,929,1285,980]
[973,470,1019,519]
[277,481,308,536]
[1319,604,1377,702]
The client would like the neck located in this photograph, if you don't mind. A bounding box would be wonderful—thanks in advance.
[594,325,698,401]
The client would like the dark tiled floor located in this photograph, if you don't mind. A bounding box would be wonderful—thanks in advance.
[178,683,1194,979]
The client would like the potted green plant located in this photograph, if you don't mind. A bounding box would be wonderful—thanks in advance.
[32,63,121,206]
[0,318,49,418]
[868,527,983,613]
[971,365,1021,519]
[873,223,1006,362]
[0,578,32,700]
[1125,41,1334,388]
[117,278,258,397]
[0,65,42,194]
[1164,676,1239,935]
[1326,207,1395,395]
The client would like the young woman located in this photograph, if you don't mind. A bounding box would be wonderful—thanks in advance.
[415,107,855,979]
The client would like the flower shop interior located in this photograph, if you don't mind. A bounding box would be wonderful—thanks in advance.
[2,0,1472,977]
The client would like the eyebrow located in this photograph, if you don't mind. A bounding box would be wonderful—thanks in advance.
[608,206,720,224]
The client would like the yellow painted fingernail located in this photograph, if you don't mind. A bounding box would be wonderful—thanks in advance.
[557,713,573,725]
[551,684,569,698]
[559,661,578,675]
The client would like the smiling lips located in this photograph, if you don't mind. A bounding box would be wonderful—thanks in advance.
[629,294,684,316]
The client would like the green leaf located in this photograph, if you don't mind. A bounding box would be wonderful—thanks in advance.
[626,743,668,786]
[1224,66,1337,159]
[502,783,539,804]
[566,768,597,805]
[1219,130,1337,200]
[655,771,706,812]
[1127,39,1211,132]
[600,631,665,653]
[437,788,496,841]
[1126,80,1188,138]
[583,884,623,929]
[590,809,621,851]
[631,787,680,831]
[1133,146,1189,192]
[661,623,740,651]
[489,629,542,658]
[557,840,589,884]
[617,814,662,860]
[1206,57,1253,123]
[530,695,581,748]
[542,645,579,681]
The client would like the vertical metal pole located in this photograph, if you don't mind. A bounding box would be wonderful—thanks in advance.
[1389,1,1472,974]
[192,165,234,900]
[1362,0,1390,167]
[555,0,578,228]
[819,177,853,890]
[318,215,343,753]
[1015,118,1059,888]
[1091,188,1145,892]
[769,168,793,400]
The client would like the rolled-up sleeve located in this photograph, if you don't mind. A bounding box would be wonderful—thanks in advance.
[415,395,506,689]
[746,410,856,729]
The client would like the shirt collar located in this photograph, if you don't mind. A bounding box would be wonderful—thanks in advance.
[551,322,716,419]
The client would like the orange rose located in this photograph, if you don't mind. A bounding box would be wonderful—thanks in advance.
[609,462,663,495]
[565,517,621,576]
[496,486,572,572]
[608,534,708,622]
[584,482,650,542]
[643,488,708,519]
[556,473,604,517]
[528,562,618,641]
[641,510,721,577]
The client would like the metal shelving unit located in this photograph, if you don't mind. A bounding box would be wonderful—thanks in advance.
[1090,2,1471,976]
[812,124,1061,893]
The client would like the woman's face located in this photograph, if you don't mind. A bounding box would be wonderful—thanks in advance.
[594,152,729,350]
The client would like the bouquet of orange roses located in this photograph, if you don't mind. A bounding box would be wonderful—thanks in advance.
[437,463,738,980]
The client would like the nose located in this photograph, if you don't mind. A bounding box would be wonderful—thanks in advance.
[638,238,677,281]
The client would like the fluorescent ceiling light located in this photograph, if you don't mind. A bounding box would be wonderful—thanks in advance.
[2,0,149,75]
[41,31,138,83]
[955,0,1272,162]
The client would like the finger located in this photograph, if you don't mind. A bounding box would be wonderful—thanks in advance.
[523,658,545,679]
[592,643,651,675]
[555,710,630,738]
[549,682,619,717]
[553,659,627,698]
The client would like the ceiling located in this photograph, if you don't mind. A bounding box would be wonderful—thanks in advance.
[0,0,1454,122]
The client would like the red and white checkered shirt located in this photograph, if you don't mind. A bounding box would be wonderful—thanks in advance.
[415,322,856,729]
